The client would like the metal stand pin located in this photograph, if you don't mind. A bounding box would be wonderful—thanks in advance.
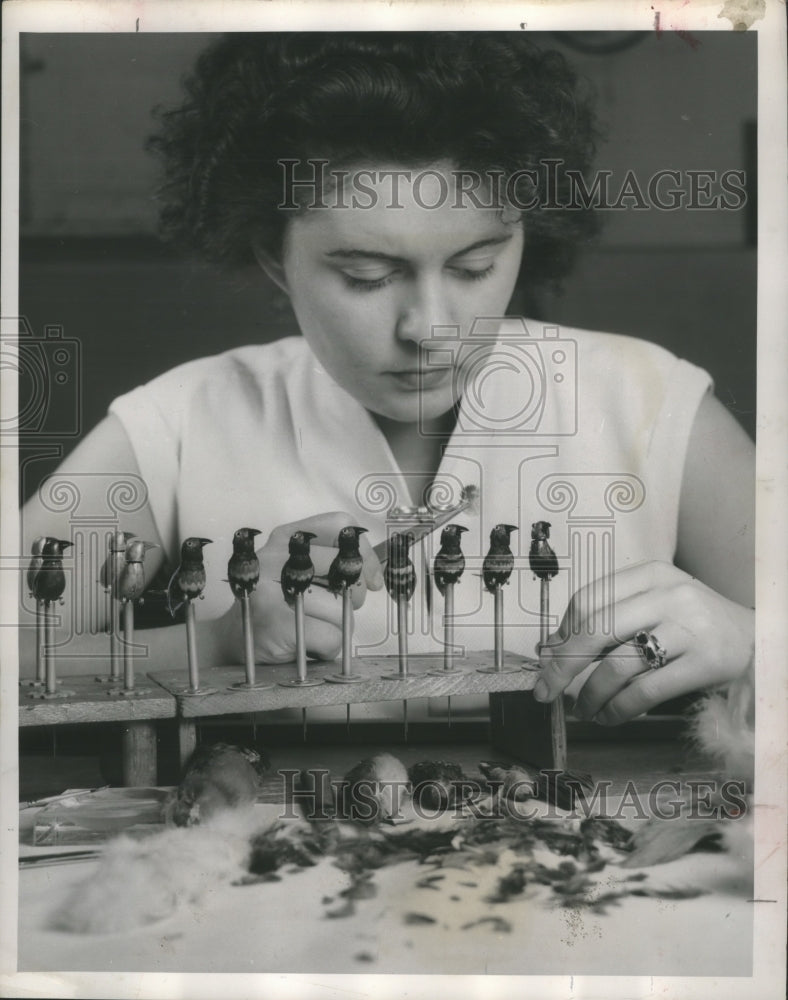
[21,537,46,689]
[380,532,417,684]
[478,524,520,674]
[227,527,272,690]
[429,525,468,677]
[111,539,157,697]
[529,520,567,771]
[96,530,134,684]
[167,537,216,697]
[28,538,74,700]
[325,526,368,685]
[279,531,324,689]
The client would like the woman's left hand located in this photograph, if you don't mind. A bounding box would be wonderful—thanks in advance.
[532,560,754,725]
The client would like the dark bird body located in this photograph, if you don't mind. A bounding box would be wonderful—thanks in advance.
[32,538,72,603]
[383,532,416,602]
[433,524,468,596]
[482,523,517,592]
[166,742,269,827]
[99,530,136,594]
[408,759,471,811]
[227,527,261,598]
[26,536,46,596]
[118,539,158,603]
[280,530,316,607]
[529,520,559,581]
[167,537,212,615]
[327,525,367,595]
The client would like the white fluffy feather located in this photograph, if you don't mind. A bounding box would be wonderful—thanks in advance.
[689,670,755,786]
[53,809,263,934]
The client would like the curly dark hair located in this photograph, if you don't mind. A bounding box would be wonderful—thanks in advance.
[148,32,600,287]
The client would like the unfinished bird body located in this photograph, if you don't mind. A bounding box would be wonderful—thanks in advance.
[529,520,559,581]
[32,538,72,604]
[280,530,316,607]
[479,760,592,811]
[166,742,269,828]
[340,753,409,825]
[117,540,158,603]
[482,523,517,592]
[433,524,468,596]
[383,532,416,603]
[327,525,367,595]
[227,527,261,598]
[167,537,212,615]
[99,530,136,594]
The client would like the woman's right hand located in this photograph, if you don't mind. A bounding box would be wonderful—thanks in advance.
[216,512,384,665]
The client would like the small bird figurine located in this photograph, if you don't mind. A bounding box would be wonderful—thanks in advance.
[529,520,559,580]
[26,536,47,597]
[32,538,72,604]
[280,530,316,607]
[482,523,517,592]
[227,527,262,598]
[433,523,468,596]
[165,742,269,828]
[383,532,416,602]
[327,525,367,596]
[167,537,212,616]
[117,540,158,603]
[99,530,136,594]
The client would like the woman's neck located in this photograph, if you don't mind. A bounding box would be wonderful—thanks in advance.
[373,408,458,507]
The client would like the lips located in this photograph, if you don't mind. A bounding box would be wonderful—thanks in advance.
[388,368,453,390]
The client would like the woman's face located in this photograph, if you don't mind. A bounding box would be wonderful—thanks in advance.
[272,163,524,424]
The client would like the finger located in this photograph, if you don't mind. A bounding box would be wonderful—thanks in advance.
[269,512,367,549]
[551,560,678,645]
[572,622,686,720]
[593,654,710,726]
[302,584,345,627]
[269,514,384,593]
[303,616,342,661]
[357,533,384,591]
[534,591,664,703]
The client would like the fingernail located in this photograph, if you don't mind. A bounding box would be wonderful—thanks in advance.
[533,679,549,702]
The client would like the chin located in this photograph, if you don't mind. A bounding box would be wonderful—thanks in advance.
[371,391,457,426]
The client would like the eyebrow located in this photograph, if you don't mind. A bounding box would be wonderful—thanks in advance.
[324,233,513,263]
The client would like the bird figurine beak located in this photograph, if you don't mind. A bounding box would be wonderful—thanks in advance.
[59,540,73,549]
[457,525,469,533]
[250,529,262,536]
[354,527,369,534]
[199,538,213,546]
[302,532,318,541]
[504,524,518,533]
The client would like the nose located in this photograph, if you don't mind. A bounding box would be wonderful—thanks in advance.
[395,274,455,347]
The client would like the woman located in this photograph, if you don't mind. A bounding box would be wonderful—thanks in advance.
[20,33,754,725]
